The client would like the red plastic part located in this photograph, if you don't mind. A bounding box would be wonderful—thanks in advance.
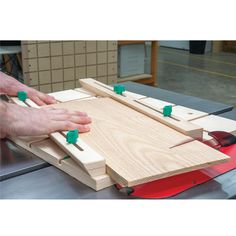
[117,143,236,199]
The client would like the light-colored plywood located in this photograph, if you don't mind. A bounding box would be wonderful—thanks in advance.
[49,97,229,187]
[191,115,236,133]
[172,105,208,121]
[80,79,203,139]
[139,97,175,109]
[48,89,93,102]
[49,89,91,102]
[123,91,146,100]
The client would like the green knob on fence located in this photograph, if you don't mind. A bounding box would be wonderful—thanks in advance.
[113,84,125,95]
[17,91,28,102]
[66,129,79,144]
[163,105,172,117]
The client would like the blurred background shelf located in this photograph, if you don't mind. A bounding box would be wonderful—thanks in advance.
[118,41,157,86]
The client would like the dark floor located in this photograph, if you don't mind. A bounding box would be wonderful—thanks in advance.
[157,47,236,108]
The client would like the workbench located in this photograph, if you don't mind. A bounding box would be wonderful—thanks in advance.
[1,82,235,199]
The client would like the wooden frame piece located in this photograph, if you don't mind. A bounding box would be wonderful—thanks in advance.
[50,132,106,177]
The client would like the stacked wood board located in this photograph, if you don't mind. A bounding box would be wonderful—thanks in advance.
[7,78,236,190]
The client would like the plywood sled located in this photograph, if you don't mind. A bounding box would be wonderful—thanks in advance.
[49,97,230,187]
[8,79,233,189]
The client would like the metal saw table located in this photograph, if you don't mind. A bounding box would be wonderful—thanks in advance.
[1,82,235,199]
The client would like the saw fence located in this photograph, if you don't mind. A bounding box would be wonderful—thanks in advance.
[7,79,236,190]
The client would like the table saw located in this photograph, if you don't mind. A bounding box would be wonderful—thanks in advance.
[1,80,236,199]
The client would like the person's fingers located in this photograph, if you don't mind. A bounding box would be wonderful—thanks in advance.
[69,115,92,124]
[61,110,88,117]
[48,109,89,117]
[52,114,92,124]
[50,121,90,133]
[42,107,56,111]
[50,108,68,114]
[73,111,88,117]
[38,92,57,104]
[30,96,46,106]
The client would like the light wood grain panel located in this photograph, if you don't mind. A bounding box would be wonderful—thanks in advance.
[139,97,175,109]
[49,97,229,186]
[48,89,93,102]
[191,115,236,133]
[172,105,208,121]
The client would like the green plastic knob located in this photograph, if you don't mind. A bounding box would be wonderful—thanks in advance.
[17,91,28,102]
[66,129,79,144]
[113,84,125,95]
[163,105,172,117]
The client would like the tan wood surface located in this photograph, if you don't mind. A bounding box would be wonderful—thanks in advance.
[48,89,94,102]
[191,115,236,133]
[80,79,203,139]
[172,105,208,121]
[138,97,175,110]
[49,97,229,187]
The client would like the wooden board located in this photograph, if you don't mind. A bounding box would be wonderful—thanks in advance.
[139,97,175,109]
[49,97,230,187]
[80,78,203,139]
[191,115,236,133]
[123,90,146,100]
[48,89,93,102]
[172,105,208,121]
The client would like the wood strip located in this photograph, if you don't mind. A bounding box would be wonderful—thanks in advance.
[50,132,106,177]
[80,78,203,139]
[139,97,175,109]
[191,115,236,133]
[48,89,93,102]
[172,105,208,121]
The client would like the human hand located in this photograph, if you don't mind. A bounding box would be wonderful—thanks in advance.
[0,102,91,138]
[0,72,57,105]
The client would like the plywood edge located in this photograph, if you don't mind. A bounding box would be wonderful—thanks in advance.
[61,158,113,191]
[50,132,106,177]
[80,78,203,139]
[31,139,113,191]
[110,155,229,188]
